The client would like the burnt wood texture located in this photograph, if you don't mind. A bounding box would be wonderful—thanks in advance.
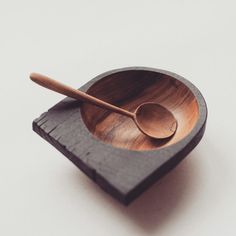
[33,67,207,205]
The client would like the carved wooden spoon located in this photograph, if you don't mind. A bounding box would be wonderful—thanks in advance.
[30,73,177,139]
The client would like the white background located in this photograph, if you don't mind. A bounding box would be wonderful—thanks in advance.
[1,1,236,235]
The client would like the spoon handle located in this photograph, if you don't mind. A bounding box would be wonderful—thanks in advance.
[30,73,134,118]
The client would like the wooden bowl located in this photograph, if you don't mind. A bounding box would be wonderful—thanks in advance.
[81,68,202,151]
[33,67,207,205]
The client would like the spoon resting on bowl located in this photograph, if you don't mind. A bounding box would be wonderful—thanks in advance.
[30,73,177,139]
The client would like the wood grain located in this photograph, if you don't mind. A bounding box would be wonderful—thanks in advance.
[81,71,199,150]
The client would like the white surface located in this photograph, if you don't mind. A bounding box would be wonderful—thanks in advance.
[1,1,236,235]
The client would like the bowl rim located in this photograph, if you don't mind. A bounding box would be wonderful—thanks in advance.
[79,66,208,154]
[80,66,208,152]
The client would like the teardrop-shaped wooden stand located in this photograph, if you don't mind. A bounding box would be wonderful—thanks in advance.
[33,67,207,205]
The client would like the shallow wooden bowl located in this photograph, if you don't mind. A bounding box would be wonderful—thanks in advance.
[33,67,207,205]
[81,69,200,151]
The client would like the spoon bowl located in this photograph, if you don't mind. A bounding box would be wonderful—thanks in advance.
[134,102,177,139]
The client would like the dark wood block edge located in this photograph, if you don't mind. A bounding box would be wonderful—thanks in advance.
[32,121,126,203]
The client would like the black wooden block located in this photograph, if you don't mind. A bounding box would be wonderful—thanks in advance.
[33,67,207,205]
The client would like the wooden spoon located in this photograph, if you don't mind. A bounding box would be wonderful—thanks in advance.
[30,73,177,139]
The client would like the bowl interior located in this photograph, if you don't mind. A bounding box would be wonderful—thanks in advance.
[81,70,199,151]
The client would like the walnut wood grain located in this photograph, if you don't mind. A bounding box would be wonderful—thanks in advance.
[81,70,199,151]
